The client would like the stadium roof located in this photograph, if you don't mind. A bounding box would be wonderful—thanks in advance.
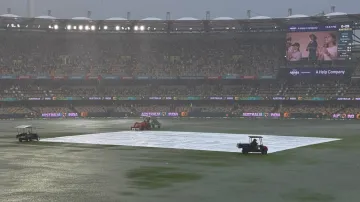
[35,15,56,19]
[141,17,162,21]
[177,17,198,20]
[286,14,309,18]
[325,12,347,16]
[72,17,91,20]
[0,14,19,18]
[0,12,358,33]
[105,17,127,21]
[0,11,355,21]
[250,16,271,19]
[213,17,234,20]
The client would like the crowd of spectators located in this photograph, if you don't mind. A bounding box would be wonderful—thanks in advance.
[1,82,357,98]
[32,107,74,114]
[0,31,284,77]
[0,107,32,114]
[1,29,360,117]
[4,103,360,117]
[233,104,276,113]
[279,103,341,114]
[340,104,360,114]
[75,106,107,113]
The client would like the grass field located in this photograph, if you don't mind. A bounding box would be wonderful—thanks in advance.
[0,118,359,202]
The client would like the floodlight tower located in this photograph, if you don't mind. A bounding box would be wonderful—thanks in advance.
[27,0,35,18]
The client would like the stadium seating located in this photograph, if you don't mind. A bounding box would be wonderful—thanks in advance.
[0,32,284,77]
[32,107,74,113]
[74,106,107,113]
[1,29,360,118]
[1,82,357,98]
[0,107,33,114]
[279,103,341,114]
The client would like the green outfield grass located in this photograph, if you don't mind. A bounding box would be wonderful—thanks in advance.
[0,118,359,202]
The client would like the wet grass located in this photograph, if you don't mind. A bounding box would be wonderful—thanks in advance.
[281,188,335,201]
[2,119,360,202]
[126,166,203,189]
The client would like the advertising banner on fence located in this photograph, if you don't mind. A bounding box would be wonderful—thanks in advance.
[0,75,16,79]
[41,113,79,118]
[332,114,355,119]
[229,112,281,118]
[140,112,179,117]
[68,75,85,80]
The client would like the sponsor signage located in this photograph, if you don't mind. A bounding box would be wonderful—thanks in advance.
[140,112,179,117]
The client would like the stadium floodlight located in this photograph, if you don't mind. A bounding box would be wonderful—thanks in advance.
[67,25,72,30]
[103,25,108,30]
[91,25,96,31]
[54,25,59,30]
[73,26,77,30]
[48,25,52,29]
[115,26,120,31]
[17,24,20,28]
[140,25,145,31]
[85,25,90,30]
[134,25,139,31]
[79,25,84,30]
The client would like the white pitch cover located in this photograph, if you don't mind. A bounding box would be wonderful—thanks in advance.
[42,131,340,154]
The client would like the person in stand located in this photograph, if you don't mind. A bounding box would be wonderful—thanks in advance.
[306,34,318,61]
[319,33,338,61]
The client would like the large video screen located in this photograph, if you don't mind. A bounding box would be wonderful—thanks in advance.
[286,24,352,62]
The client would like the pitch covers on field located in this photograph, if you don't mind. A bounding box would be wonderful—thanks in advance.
[41,131,340,153]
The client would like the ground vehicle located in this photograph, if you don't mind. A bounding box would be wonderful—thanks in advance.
[15,125,40,142]
[131,121,151,131]
[237,136,268,154]
[131,116,161,131]
[149,117,161,129]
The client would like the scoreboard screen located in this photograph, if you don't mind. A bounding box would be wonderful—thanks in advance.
[286,23,353,62]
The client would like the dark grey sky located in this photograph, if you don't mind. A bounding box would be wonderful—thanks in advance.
[0,0,358,20]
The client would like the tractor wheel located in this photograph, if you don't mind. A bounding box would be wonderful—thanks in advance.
[261,149,268,155]
[242,149,248,154]
[19,138,22,142]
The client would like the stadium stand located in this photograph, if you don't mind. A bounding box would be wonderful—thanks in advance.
[32,107,74,113]
[0,14,359,120]
[74,106,107,113]
[0,32,284,77]
[0,107,33,114]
